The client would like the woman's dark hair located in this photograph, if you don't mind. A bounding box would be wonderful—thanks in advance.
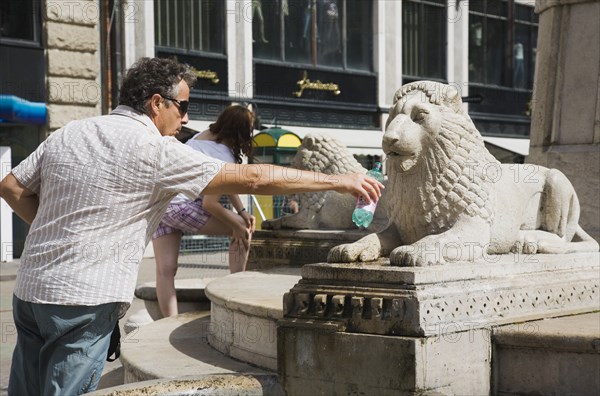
[209,105,255,164]
[118,57,197,114]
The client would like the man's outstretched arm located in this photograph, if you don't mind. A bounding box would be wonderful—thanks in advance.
[0,173,39,224]
[203,163,384,203]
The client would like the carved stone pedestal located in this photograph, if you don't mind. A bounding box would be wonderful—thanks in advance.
[277,253,600,395]
[278,323,492,395]
[247,230,369,270]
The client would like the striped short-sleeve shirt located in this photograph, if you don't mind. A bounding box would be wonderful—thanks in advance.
[11,106,224,306]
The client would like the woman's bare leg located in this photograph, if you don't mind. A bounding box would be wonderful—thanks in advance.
[200,216,251,273]
[228,235,251,273]
[153,232,182,317]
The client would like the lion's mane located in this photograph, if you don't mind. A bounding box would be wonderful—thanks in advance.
[386,82,498,244]
[292,134,365,174]
[292,135,366,215]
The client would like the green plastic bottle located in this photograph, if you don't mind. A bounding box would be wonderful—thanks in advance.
[352,162,384,229]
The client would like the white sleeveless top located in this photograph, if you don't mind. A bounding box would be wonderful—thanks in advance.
[170,133,236,204]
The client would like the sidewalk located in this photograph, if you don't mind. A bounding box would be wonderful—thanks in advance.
[0,252,231,395]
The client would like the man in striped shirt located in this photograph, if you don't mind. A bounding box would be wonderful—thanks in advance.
[0,57,382,395]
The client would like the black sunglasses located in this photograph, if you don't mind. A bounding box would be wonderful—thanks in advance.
[162,96,189,116]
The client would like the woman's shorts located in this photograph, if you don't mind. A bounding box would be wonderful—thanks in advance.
[152,197,212,239]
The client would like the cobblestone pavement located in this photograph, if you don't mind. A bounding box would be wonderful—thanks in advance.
[0,252,230,395]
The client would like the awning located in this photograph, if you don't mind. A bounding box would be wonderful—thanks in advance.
[253,127,302,148]
[186,120,385,156]
[185,120,262,141]
[482,136,530,156]
[273,125,384,156]
[185,120,212,132]
[0,95,47,125]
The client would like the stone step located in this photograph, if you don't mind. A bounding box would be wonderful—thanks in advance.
[493,312,600,395]
[134,278,216,320]
[118,311,275,384]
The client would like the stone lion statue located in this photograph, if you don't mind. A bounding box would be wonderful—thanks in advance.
[262,134,386,230]
[328,81,599,266]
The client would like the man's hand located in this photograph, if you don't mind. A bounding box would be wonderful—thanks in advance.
[334,173,384,204]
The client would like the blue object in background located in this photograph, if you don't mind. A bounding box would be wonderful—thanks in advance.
[0,95,47,125]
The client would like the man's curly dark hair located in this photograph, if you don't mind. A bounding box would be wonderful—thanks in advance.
[118,57,197,114]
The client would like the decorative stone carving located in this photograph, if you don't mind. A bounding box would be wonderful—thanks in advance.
[328,81,599,266]
[261,134,386,231]
[283,253,600,336]
[246,229,370,270]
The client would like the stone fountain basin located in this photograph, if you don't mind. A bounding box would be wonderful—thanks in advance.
[89,374,282,395]
[205,268,301,371]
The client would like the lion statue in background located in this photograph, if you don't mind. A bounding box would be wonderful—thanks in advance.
[262,134,387,231]
[328,81,599,266]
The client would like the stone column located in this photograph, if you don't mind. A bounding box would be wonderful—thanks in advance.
[446,0,470,101]
[227,0,254,100]
[528,0,600,242]
[45,0,102,133]
[375,0,403,128]
[123,0,155,70]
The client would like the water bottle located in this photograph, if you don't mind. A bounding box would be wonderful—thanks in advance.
[352,162,384,229]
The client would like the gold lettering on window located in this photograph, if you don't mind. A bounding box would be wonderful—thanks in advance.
[293,71,340,98]
[194,69,220,85]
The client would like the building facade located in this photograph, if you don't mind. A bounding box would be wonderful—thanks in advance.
[147,0,537,162]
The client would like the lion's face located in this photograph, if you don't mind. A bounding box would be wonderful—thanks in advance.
[383,92,442,172]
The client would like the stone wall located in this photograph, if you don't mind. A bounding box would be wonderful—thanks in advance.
[529,0,600,242]
[44,0,101,133]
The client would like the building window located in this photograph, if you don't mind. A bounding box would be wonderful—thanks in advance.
[154,0,225,54]
[469,0,538,89]
[253,0,373,72]
[514,3,538,89]
[402,0,447,82]
[467,1,539,137]
[0,0,41,44]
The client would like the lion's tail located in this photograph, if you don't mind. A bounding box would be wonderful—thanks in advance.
[571,225,600,252]
[538,225,599,254]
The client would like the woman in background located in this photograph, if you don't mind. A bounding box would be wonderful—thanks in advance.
[152,105,256,317]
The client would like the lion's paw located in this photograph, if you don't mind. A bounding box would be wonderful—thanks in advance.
[523,241,539,255]
[389,245,444,267]
[260,219,278,230]
[389,246,422,267]
[327,243,380,263]
[511,239,539,255]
